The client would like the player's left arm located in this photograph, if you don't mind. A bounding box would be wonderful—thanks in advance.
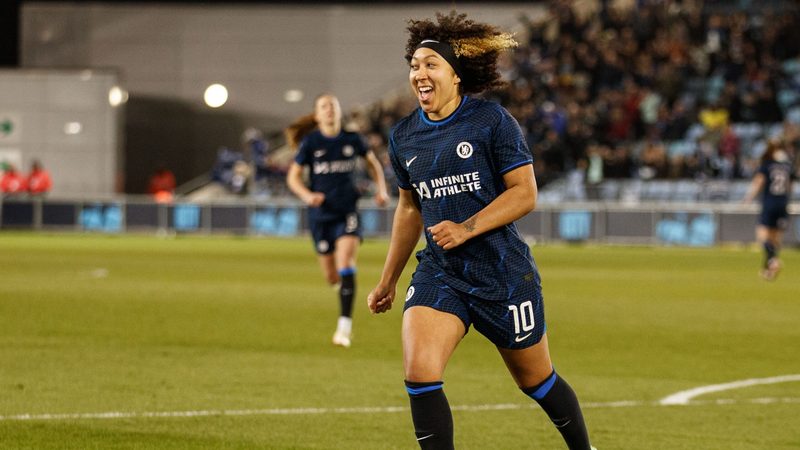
[363,150,389,207]
[428,164,536,250]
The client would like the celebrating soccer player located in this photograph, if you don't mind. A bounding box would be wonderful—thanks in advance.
[367,11,594,449]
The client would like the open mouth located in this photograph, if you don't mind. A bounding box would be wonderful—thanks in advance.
[418,86,433,102]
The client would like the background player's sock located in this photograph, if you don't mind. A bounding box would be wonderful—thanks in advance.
[339,267,355,318]
[763,242,777,268]
[523,371,591,450]
[332,316,352,347]
[405,381,454,449]
[336,316,352,335]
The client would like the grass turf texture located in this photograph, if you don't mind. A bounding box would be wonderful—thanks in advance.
[1,232,799,449]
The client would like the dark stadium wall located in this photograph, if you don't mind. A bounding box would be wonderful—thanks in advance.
[124,98,286,194]
[0,1,20,67]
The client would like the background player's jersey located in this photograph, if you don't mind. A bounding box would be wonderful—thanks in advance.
[295,130,367,222]
[389,96,540,302]
[758,159,795,208]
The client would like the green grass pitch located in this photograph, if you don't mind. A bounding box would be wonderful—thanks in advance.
[1,232,799,449]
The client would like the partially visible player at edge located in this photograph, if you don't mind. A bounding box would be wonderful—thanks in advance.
[743,139,796,280]
[367,12,594,449]
[286,93,389,347]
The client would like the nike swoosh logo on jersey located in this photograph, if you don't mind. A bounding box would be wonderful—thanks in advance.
[417,434,435,441]
[514,332,533,343]
[405,156,418,167]
[314,150,326,157]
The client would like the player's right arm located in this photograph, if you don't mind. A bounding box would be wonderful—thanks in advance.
[742,172,765,204]
[368,188,422,314]
[286,162,324,207]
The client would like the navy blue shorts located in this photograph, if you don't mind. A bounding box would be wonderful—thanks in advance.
[759,204,789,229]
[403,269,546,349]
[310,213,362,255]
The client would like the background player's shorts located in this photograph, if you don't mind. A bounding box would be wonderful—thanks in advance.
[759,204,789,229]
[403,269,545,350]
[310,212,362,255]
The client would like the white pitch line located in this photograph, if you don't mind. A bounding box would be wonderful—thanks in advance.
[659,374,800,405]
[2,397,799,422]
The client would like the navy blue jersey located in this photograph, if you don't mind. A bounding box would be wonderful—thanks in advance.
[295,130,368,221]
[389,96,539,302]
[758,159,794,208]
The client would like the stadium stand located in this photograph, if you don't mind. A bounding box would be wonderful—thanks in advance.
[341,0,800,204]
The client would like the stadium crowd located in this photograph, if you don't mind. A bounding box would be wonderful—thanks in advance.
[345,0,800,197]
[196,0,800,202]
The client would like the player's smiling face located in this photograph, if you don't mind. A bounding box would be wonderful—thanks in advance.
[409,47,461,120]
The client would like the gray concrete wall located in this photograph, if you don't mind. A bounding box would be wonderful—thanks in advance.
[21,3,540,123]
[0,69,120,195]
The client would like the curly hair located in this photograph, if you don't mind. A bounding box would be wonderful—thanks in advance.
[405,11,517,94]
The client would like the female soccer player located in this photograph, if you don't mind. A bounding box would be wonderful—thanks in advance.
[367,12,593,449]
[286,93,389,347]
[743,139,796,280]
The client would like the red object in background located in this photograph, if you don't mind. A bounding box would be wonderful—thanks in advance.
[1,169,27,194]
[26,167,53,194]
[153,190,174,203]
[148,169,176,196]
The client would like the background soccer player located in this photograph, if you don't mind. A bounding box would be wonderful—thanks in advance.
[367,12,594,449]
[286,93,389,347]
[743,139,796,280]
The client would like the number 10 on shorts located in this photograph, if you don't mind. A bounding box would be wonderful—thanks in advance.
[508,300,535,334]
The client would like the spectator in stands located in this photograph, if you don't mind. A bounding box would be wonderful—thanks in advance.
[742,139,796,280]
[211,147,249,195]
[730,89,760,123]
[229,160,250,196]
[699,99,729,132]
[756,85,784,124]
[563,119,590,170]
[25,159,52,195]
[638,142,669,180]
[662,100,692,141]
[536,128,568,187]
[0,163,26,195]
[243,128,270,197]
[585,142,605,195]
[717,124,740,179]
[604,144,635,179]
[148,164,176,203]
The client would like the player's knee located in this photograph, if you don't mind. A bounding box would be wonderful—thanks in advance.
[404,367,444,384]
[521,369,557,400]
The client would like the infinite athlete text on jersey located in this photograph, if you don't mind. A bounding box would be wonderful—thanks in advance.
[413,171,482,199]
[313,159,357,175]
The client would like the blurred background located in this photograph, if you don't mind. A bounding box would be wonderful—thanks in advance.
[1,0,799,244]
[1,0,531,196]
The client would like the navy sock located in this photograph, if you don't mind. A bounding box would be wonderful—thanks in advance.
[523,371,591,450]
[405,380,454,450]
[763,242,777,268]
[339,268,355,318]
